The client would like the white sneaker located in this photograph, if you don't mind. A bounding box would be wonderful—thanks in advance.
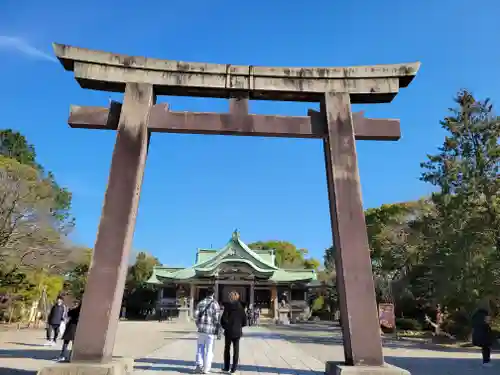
[44,341,53,346]
[50,341,57,347]
[482,362,493,367]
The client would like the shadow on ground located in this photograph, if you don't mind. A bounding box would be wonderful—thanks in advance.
[135,358,320,375]
[262,322,339,333]
[160,330,196,335]
[6,342,48,347]
[386,356,497,374]
[0,349,59,361]
[136,356,498,375]
[0,336,196,361]
[0,368,36,375]
[261,325,491,354]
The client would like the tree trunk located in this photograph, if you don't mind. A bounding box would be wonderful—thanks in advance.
[7,305,14,324]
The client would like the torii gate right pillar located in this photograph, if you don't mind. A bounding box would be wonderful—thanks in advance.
[323,92,384,369]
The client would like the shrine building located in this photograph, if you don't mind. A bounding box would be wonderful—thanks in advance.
[147,230,317,320]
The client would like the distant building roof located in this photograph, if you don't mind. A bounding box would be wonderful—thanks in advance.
[148,230,316,284]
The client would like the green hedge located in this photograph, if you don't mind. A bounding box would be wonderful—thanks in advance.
[396,318,422,331]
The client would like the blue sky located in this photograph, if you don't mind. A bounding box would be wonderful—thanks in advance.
[1,0,499,267]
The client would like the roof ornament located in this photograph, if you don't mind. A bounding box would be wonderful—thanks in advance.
[232,229,240,241]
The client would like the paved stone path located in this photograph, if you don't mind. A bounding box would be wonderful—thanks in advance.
[1,321,499,375]
[135,326,324,375]
[264,323,500,375]
[0,321,193,374]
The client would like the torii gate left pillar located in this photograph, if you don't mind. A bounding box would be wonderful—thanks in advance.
[38,43,419,375]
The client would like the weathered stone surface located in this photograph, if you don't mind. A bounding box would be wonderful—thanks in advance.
[37,358,133,375]
[68,101,401,140]
[71,83,154,363]
[52,43,420,103]
[326,362,410,375]
[323,92,384,366]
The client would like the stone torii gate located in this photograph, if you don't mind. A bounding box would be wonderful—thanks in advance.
[47,44,419,375]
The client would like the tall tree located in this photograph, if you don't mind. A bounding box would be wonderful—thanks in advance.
[248,240,309,268]
[127,251,161,288]
[0,129,74,230]
[303,258,321,270]
[323,245,335,271]
[0,130,38,168]
[65,247,92,299]
[418,90,500,310]
[315,246,339,316]
[0,156,68,273]
[123,252,161,318]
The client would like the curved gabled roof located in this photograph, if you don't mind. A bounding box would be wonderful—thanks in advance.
[147,231,317,283]
[194,231,278,272]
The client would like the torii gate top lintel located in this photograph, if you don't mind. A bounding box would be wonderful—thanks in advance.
[53,43,420,104]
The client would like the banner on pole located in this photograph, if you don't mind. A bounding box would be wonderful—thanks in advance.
[378,303,395,329]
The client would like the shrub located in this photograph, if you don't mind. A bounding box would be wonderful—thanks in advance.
[311,296,324,312]
[311,310,333,321]
[441,311,471,340]
[396,318,422,331]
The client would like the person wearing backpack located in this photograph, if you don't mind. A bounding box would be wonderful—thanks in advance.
[193,287,221,374]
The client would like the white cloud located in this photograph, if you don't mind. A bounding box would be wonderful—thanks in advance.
[0,35,56,62]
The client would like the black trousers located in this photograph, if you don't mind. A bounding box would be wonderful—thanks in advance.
[481,346,491,363]
[223,336,240,372]
[46,324,60,341]
[60,340,71,358]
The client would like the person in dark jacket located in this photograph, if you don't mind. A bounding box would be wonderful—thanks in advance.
[472,308,493,367]
[221,291,247,374]
[45,296,67,346]
[55,302,81,362]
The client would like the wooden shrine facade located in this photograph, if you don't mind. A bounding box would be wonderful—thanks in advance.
[148,231,315,319]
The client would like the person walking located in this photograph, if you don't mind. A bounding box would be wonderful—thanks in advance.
[193,287,221,374]
[246,306,253,327]
[472,308,494,367]
[253,305,260,327]
[55,302,81,362]
[45,296,67,346]
[221,291,247,374]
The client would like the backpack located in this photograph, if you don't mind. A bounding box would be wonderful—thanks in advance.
[197,300,214,324]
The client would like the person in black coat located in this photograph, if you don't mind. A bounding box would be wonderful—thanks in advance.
[472,308,493,366]
[221,291,247,374]
[56,302,81,362]
[45,296,67,345]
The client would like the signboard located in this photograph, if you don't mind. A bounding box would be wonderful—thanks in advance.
[378,303,395,329]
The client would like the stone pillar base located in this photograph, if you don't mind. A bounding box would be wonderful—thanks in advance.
[37,358,134,375]
[325,361,410,375]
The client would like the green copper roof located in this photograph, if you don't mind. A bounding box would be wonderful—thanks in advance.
[269,269,317,282]
[147,230,316,284]
[196,249,217,264]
